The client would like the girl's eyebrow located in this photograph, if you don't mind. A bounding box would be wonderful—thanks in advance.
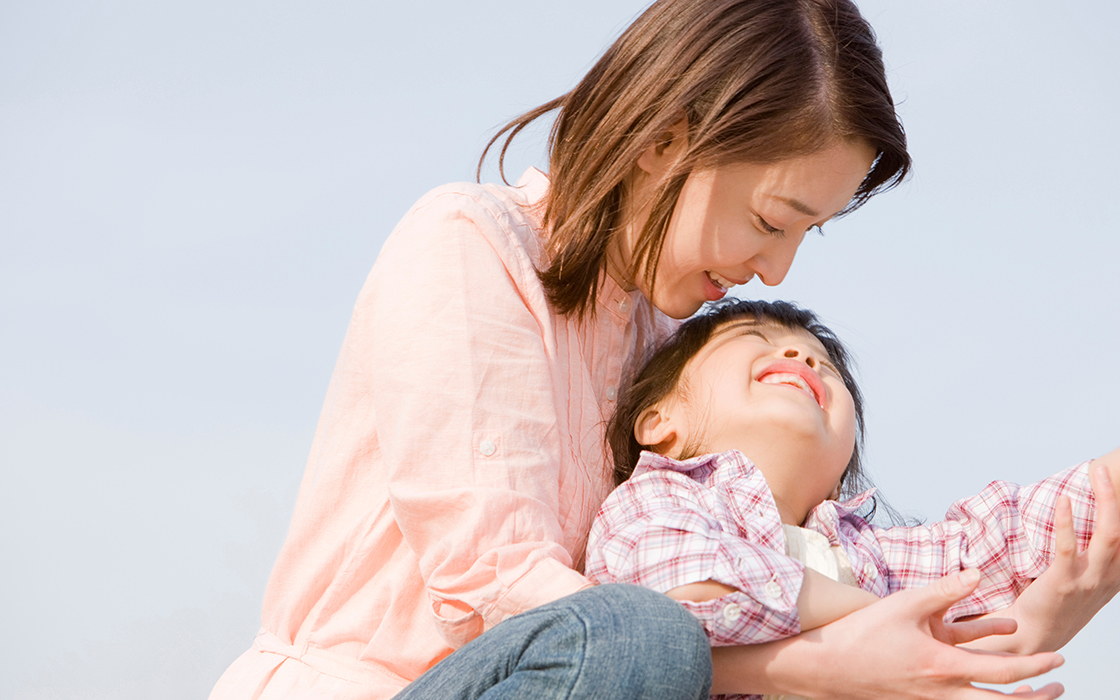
[717,319,841,372]
[716,319,766,335]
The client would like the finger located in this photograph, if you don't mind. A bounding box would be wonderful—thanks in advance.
[915,569,981,619]
[945,648,1064,689]
[1006,682,1065,699]
[943,615,1017,645]
[1050,496,1076,571]
[1087,464,1120,569]
[951,677,1064,699]
[915,571,983,643]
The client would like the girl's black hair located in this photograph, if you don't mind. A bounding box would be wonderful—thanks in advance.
[608,299,869,500]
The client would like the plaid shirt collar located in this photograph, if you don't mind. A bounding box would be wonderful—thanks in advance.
[634,448,878,518]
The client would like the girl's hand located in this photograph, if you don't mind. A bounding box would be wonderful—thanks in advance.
[711,569,1066,699]
[966,462,1120,654]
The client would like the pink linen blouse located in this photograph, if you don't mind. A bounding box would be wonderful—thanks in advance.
[209,169,675,699]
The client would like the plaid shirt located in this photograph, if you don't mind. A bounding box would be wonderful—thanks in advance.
[586,449,1095,651]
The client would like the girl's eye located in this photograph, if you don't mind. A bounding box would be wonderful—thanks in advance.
[756,215,784,238]
[811,224,824,237]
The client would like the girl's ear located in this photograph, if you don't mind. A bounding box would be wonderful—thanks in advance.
[636,117,688,177]
[634,403,680,454]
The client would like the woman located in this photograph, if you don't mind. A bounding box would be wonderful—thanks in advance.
[209,0,1085,697]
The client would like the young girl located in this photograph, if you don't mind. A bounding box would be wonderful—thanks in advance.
[586,298,1120,698]
[209,1,1086,698]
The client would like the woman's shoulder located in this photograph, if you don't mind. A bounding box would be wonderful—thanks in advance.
[388,169,550,268]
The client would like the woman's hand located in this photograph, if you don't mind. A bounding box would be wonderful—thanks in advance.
[711,569,1066,699]
[965,462,1120,654]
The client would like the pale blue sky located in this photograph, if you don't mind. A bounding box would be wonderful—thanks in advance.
[2,1,1118,697]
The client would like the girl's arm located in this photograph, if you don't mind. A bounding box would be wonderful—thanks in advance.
[963,456,1120,653]
[668,568,879,632]
[709,570,1066,700]
[586,452,898,643]
[857,460,1097,618]
[588,455,1068,697]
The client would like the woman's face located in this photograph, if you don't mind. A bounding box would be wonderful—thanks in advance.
[613,139,877,320]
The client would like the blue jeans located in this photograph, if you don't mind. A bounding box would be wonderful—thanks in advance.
[392,584,713,700]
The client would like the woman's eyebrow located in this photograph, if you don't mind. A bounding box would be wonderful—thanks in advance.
[765,194,819,217]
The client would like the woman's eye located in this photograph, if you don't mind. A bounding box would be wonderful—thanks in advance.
[756,216,784,237]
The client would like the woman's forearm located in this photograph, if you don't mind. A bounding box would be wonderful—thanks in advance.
[709,572,1066,699]
[710,635,815,697]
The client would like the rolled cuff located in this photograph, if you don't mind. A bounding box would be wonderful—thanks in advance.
[489,556,593,624]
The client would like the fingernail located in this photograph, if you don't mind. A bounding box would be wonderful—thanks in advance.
[959,569,980,587]
[1096,464,1112,484]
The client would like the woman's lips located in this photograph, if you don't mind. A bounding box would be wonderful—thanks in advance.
[704,271,751,301]
[703,272,729,301]
[756,359,826,408]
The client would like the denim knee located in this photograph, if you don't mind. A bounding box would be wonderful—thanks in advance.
[557,583,713,699]
[392,583,712,700]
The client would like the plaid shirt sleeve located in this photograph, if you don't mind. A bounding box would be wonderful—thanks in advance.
[585,451,806,646]
[842,461,1095,619]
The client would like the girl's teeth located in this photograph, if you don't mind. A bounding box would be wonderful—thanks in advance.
[761,374,813,397]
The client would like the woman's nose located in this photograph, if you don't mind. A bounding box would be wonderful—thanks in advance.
[752,236,803,287]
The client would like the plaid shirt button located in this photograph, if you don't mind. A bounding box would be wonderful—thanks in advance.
[763,580,782,599]
[863,563,877,580]
[722,603,743,623]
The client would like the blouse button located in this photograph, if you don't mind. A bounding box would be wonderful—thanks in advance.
[764,580,782,600]
[863,563,878,580]
[479,440,497,457]
[722,603,743,624]
[605,385,618,401]
[618,297,632,314]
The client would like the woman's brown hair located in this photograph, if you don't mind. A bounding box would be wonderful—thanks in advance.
[480,0,909,319]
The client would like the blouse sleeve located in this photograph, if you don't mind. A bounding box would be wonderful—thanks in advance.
[855,462,1095,618]
[365,187,591,646]
[586,467,806,645]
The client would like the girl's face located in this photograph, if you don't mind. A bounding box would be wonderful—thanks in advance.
[612,137,877,320]
[638,319,857,525]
